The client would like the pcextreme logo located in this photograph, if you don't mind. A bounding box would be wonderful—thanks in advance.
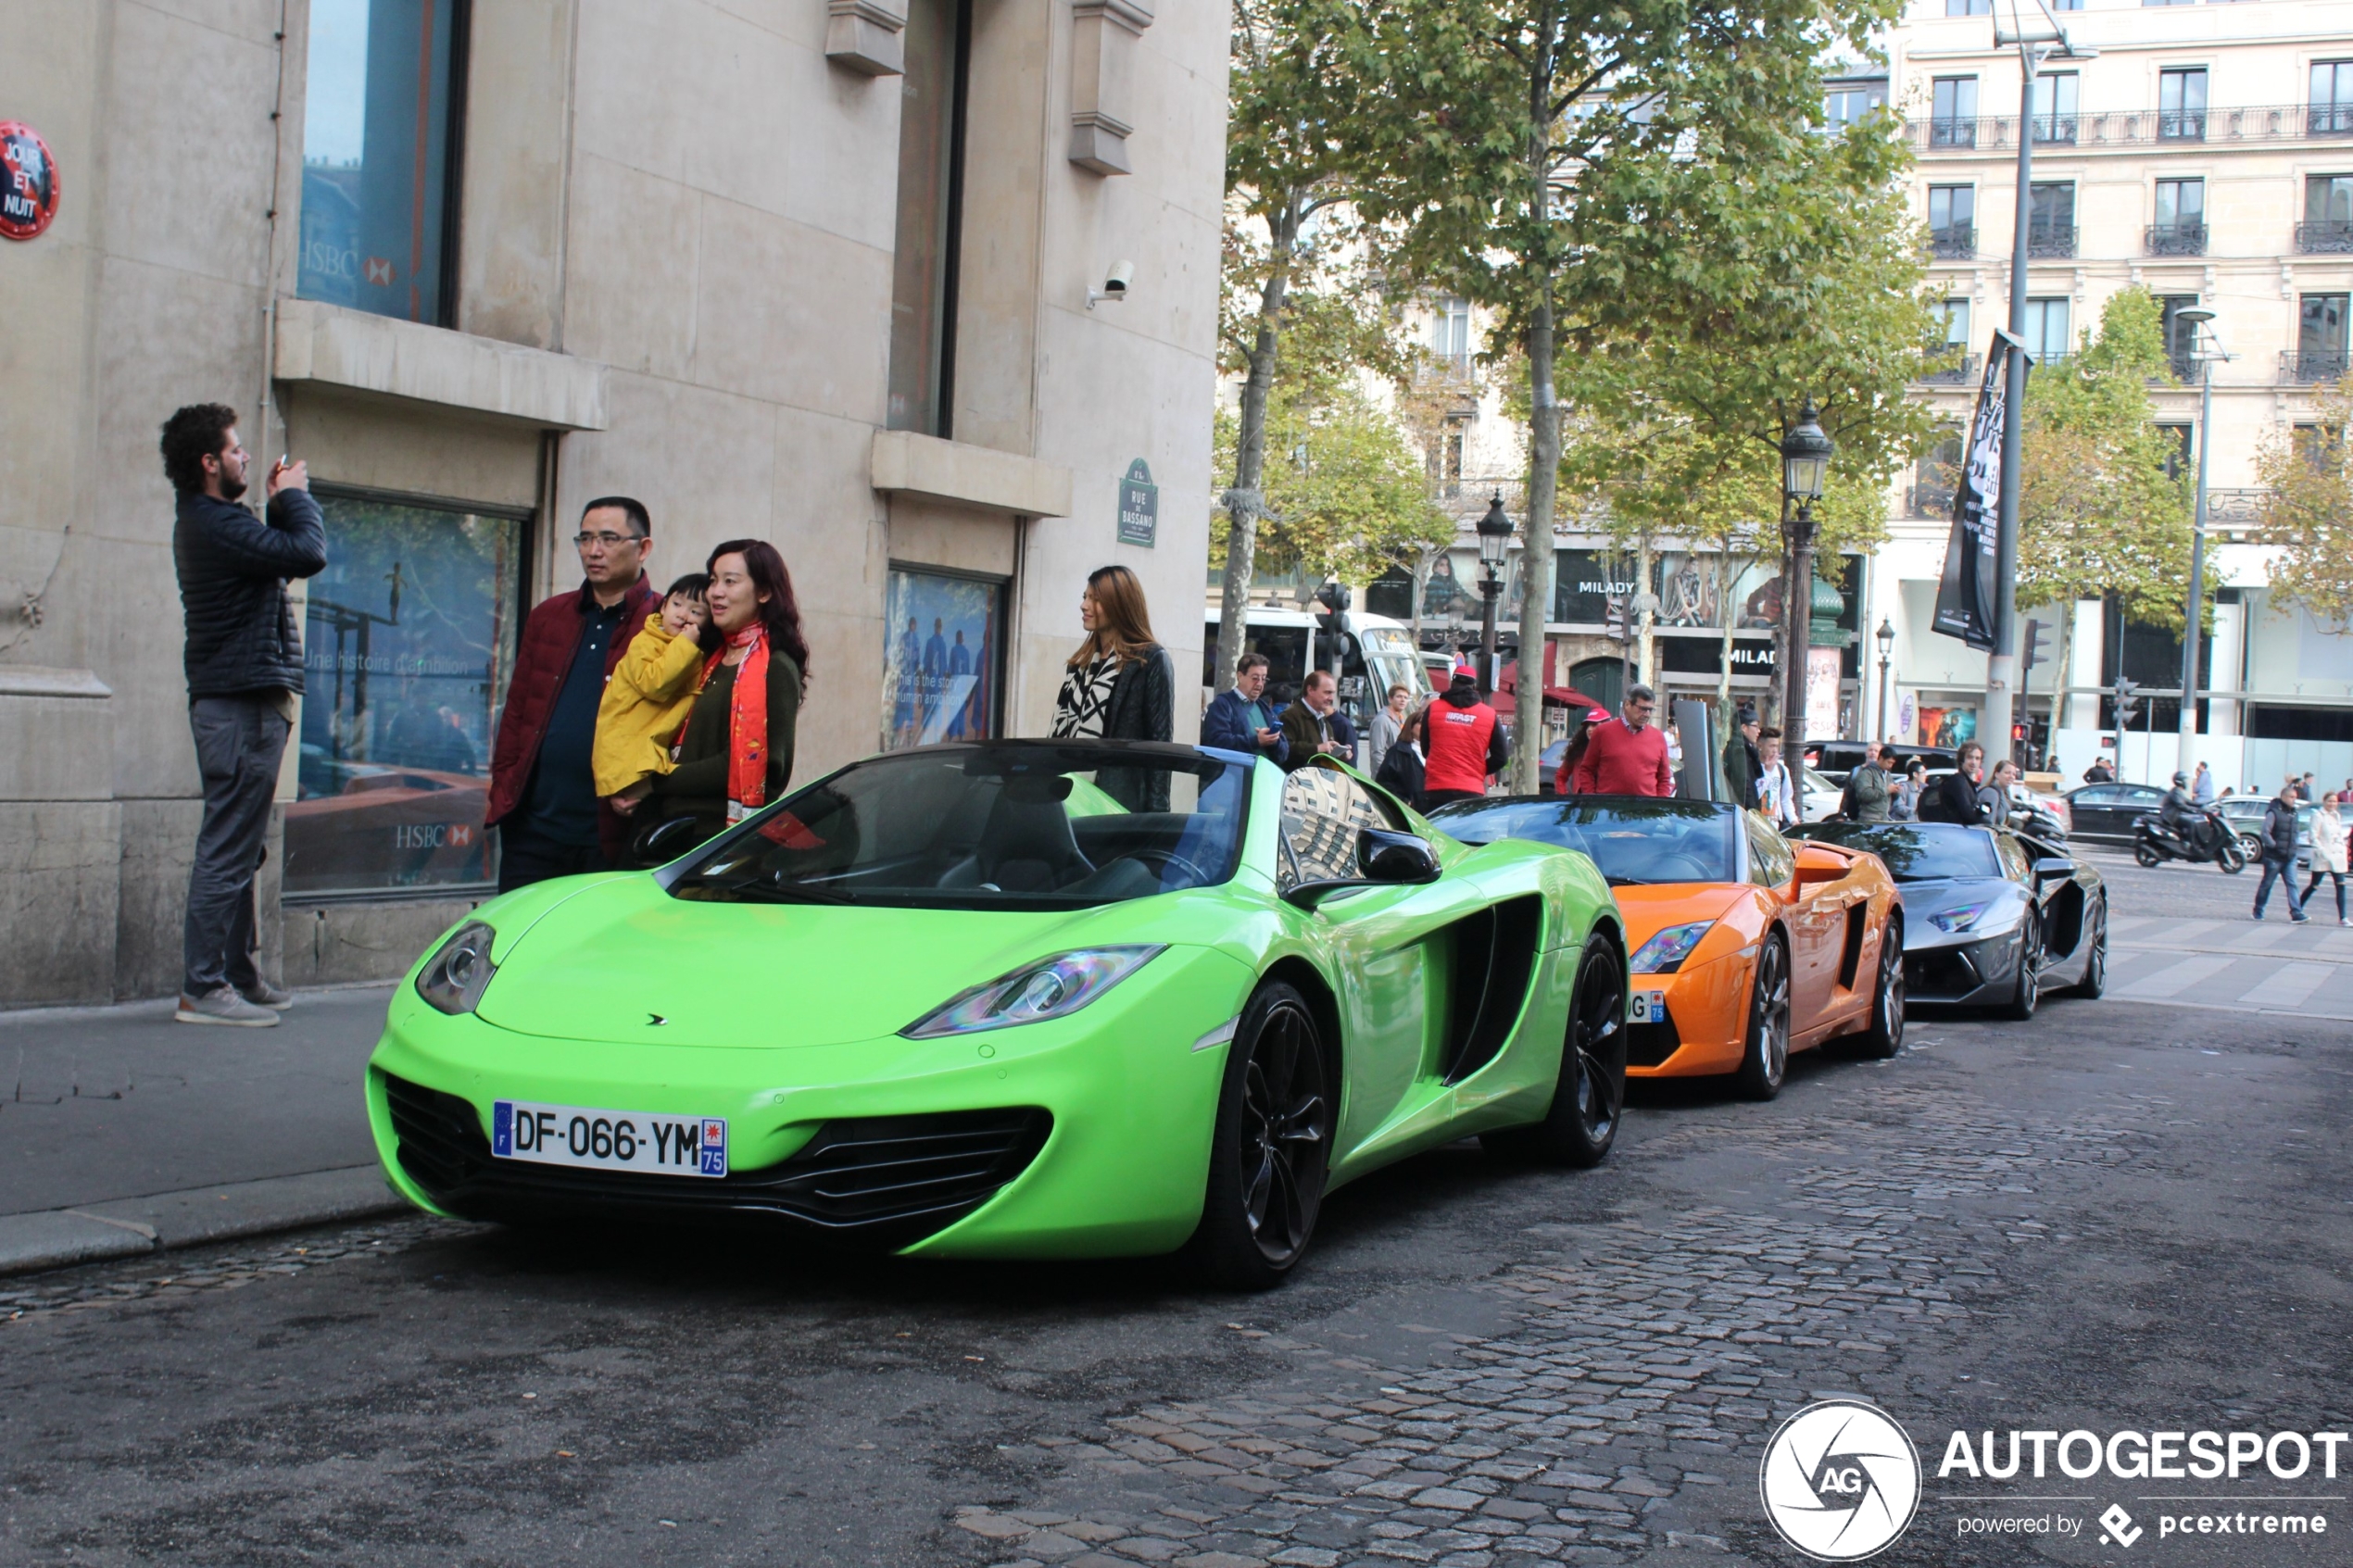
[1759,1400,1924,1561]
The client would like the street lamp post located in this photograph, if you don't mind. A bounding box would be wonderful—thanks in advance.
[1476,491,1513,696]
[1875,617,1896,743]
[1780,401,1834,748]
[2172,306,2225,776]
[1987,6,2097,770]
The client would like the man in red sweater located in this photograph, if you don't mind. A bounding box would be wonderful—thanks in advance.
[1421,671,1511,808]
[1563,683,1675,797]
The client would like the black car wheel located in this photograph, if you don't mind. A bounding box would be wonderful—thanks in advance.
[1189,981,1332,1290]
[1999,913,2043,1022]
[2071,897,2108,999]
[1852,914,1906,1059]
[1733,933,1792,1100]
[1483,936,1628,1167]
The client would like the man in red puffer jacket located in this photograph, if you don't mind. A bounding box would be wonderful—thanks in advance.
[1421,671,1512,808]
[1564,683,1675,797]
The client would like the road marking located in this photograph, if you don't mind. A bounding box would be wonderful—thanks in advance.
[2112,941,2353,968]
[2111,952,2235,1001]
[2102,993,2353,1024]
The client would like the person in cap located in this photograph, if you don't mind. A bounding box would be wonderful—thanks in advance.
[1721,705,1762,810]
[1421,669,1510,807]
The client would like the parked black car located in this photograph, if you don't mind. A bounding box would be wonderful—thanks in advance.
[1789,820,2106,1019]
[2062,781,2169,844]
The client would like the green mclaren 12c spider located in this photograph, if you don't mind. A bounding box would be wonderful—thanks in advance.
[367,742,1629,1287]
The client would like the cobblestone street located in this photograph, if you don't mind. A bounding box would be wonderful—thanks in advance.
[4,861,2349,1567]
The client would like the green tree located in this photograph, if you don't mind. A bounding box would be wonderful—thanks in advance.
[2252,377,2353,632]
[1358,0,1908,784]
[1213,0,1398,693]
[1212,387,1455,594]
[2012,286,2195,727]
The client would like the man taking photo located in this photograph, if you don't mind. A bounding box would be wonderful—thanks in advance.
[487,497,663,890]
[163,404,326,1028]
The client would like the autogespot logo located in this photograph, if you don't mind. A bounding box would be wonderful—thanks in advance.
[1760,1400,1924,1561]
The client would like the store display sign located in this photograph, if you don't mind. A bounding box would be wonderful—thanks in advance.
[1117,459,1158,546]
[882,567,1003,751]
[0,122,60,241]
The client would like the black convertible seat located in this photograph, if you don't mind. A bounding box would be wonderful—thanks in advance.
[381,1073,1051,1248]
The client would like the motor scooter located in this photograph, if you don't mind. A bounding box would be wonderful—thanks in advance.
[2133,807,2247,873]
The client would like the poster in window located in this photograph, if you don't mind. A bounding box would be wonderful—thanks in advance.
[881,568,1003,751]
[287,491,522,894]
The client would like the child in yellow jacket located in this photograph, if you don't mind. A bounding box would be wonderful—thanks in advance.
[595,572,710,806]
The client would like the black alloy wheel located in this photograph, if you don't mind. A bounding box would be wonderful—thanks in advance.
[1733,933,1792,1100]
[2071,897,2108,998]
[1189,981,1332,1289]
[1852,914,1906,1059]
[1999,913,2044,1021]
[1482,936,1628,1167]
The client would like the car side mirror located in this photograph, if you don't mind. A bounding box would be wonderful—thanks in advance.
[1283,827,1440,907]
[636,814,711,864]
[1792,843,1846,892]
[2032,856,2075,881]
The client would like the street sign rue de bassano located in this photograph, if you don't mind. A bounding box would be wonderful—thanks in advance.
[1117,458,1158,547]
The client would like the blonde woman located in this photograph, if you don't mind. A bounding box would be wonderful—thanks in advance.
[2301,791,2348,925]
[1052,564,1175,809]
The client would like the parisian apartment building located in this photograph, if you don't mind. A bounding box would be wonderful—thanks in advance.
[1,1,1225,1008]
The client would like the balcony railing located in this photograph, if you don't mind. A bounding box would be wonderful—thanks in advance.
[2280,349,2351,383]
[1910,105,2353,153]
[2296,220,2353,254]
[2145,221,2207,257]
[1917,350,1982,386]
[2026,226,2078,258]
[1929,223,1975,259]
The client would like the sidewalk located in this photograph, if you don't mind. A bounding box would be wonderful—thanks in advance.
[0,985,410,1275]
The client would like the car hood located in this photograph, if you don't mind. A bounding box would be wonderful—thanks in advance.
[473,874,1178,1048]
[1896,877,2026,947]
[1611,884,1753,954]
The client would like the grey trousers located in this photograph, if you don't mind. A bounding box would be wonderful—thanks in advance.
[183,695,291,996]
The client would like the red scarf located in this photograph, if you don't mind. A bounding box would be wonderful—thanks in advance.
[698,622,770,819]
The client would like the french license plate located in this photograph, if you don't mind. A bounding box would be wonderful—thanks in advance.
[491,1099,727,1178]
[1629,990,1668,1024]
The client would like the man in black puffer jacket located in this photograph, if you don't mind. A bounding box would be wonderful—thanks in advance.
[163,404,328,1027]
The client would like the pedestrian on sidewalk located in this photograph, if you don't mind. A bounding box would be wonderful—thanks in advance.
[2192,761,2216,805]
[1564,683,1672,797]
[1889,756,1929,821]
[1369,684,1410,778]
[636,541,807,847]
[2251,780,2311,923]
[1277,670,1356,773]
[164,404,327,1028]
[1920,742,1997,826]
[1756,728,1801,827]
[2082,755,2117,784]
[1721,706,1761,811]
[1374,703,1427,806]
[1052,564,1175,809]
[595,572,711,812]
[487,497,662,892]
[1201,653,1289,767]
[2298,792,2348,926]
[1427,671,1510,808]
[1839,741,1894,822]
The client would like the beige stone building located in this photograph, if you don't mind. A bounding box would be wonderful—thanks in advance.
[1865,0,2353,784]
[1,0,1226,1007]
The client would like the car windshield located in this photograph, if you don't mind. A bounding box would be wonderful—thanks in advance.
[1428,797,1739,885]
[665,744,1251,910]
[1789,822,2000,881]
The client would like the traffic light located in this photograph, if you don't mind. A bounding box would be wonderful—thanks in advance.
[2113,675,2141,729]
[1314,581,1354,670]
[2021,618,2051,678]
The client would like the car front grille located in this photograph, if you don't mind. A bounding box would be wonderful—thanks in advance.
[1905,947,1981,999]
[382,1073,1051,1248]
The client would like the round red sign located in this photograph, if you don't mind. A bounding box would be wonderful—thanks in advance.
[0,122,60,241]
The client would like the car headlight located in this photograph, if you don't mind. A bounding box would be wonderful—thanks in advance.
[1627,922,1712,975]
[416,921,497,1015]
[1928,903,1991,934]
[900,946,1166,1039]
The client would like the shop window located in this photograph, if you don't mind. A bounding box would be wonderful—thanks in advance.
[886,0,973,436]
[289,487,525,895]
[299,0,468,325]
[881,566,1003,750]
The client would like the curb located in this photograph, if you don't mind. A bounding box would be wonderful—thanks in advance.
[0,1166,409,1278]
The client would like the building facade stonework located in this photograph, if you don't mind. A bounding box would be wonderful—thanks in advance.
[0,1,1227,1007]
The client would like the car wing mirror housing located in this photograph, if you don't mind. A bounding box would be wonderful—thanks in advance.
[2032,856,2076,881]
[1283,828,1441,908]
[1792,843,1847,892]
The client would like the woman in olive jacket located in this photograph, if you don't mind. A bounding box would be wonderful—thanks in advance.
[1051,563,1174,809]
[622,539,807,857]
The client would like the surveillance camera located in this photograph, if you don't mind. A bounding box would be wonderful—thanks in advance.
[1105,259,1135,295]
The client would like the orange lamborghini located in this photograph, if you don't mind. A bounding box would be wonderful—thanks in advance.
[1425,795,1905,1098]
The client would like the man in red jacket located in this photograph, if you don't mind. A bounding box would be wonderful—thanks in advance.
[488,497,664,891]
[1564,683,1675,797]
[1420,671,1511,808]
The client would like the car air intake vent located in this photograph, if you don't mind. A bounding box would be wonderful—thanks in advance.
[1440,895,1545,1085]
[380,1072,1051,1249]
